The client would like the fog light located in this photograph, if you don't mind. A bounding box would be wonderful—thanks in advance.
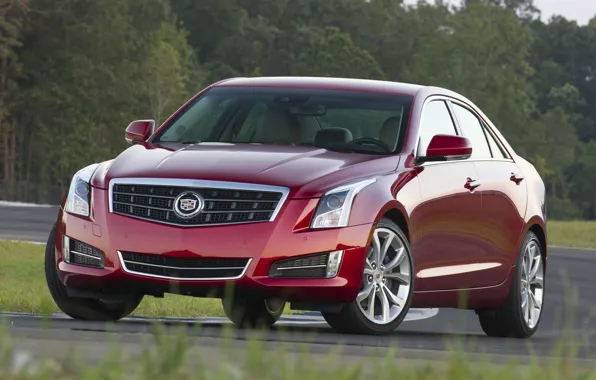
[63,235,71,263]
[326,250,343,278]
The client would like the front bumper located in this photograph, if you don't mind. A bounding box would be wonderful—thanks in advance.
[52,187,373,303]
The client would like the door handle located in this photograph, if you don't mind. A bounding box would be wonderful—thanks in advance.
[510,172,524,185]
[464,178,481,191]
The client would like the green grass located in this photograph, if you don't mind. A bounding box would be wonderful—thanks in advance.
[0,240,225,317]
[0,220,594,316]
[548,221,596,249]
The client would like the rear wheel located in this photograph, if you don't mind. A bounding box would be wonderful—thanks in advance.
[45,224,144,321]
[322,218,414,335]
[476,231,545,338]
[222,295,285,329]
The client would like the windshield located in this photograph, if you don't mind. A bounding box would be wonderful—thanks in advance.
[152,86,413,155]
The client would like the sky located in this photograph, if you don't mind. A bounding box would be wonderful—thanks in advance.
[534,0,595,25]
[404,0,596,25]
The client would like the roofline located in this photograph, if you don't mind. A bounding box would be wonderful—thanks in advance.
[211,76,474,101]
[212,76,426,96]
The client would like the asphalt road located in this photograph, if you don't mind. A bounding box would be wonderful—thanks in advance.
[0,202,58,243]
[1,203,596,368]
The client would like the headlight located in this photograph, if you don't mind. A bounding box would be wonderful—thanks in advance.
[310,178,376,229]
[64,163,100,217]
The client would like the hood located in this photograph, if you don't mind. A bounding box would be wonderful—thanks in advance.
[94,142,401,198]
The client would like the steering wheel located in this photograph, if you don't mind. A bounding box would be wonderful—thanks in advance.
[349,137,392,152]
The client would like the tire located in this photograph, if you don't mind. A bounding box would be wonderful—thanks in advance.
[477,231,545,338]
[322,218,415,335]
[45,224,144,321]
[222,295,285,329]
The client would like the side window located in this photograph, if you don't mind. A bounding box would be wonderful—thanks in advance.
[418,100,458,156]
[451,103,492,159]
[482,123,507,159]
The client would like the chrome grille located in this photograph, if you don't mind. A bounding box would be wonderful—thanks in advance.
[119,251,251,280]
[109,178,289,227]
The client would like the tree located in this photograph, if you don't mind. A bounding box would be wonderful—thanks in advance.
[141,22,194,124]
[0,0,594,218]
[569,141,596,219]
[402,1,535,147]
[0,0,25,186]
[264,25,385,79]
[13,0,193,188]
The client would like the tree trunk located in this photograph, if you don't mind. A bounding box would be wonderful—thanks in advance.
[25,130,33,202]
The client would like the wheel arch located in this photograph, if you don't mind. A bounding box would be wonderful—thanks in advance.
[528,223,547,260]
[521,216,547,266]
[380,207,411,242]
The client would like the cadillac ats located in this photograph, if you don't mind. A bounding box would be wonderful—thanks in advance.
[45,77,547,337]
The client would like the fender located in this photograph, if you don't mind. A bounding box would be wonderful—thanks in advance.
[345,169,418,228]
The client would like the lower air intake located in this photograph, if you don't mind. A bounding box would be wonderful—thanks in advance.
[119,251,251,280]
[65,238,105,268]
[269,252,330,278]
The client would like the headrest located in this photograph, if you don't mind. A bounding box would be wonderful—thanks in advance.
[253,108,301,144]
[314,128,353,147]
[379,116,400,149]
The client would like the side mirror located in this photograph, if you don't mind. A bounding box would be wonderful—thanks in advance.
[125,120,155,144]
[417,134,472,163]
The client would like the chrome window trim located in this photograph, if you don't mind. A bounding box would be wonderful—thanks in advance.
[447,98,512,160]
[413,95,459,163]
[117,251,252,281]
[108,177,291,226]
[413,94,514,166]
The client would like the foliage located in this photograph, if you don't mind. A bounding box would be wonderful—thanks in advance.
[0,315,592,379]
[1,0,595,219]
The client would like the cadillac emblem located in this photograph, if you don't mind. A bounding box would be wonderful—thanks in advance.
[173,191,204,219]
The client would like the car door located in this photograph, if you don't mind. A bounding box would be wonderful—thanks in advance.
[449,101,527,287]
[412,98,484,292]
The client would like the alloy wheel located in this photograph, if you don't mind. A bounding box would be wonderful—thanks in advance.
[520,240,544,329]
[356,227,412,325]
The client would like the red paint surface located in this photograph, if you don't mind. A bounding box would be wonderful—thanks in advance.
[425,134,472,158]
[124,120,154,143]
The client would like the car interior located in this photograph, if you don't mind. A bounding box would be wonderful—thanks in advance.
[156,91,409,154]
[231,104,403,153]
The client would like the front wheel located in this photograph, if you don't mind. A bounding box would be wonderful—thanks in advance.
[322,218,414,335]
[222,295,285,329]
[45,224,144,321]
[476,231,545,338]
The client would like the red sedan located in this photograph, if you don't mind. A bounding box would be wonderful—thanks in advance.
[45,77,547,337]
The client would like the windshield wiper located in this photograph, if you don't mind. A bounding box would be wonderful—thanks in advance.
[154,140,202,144]
[317,144,388,155]
[180,140,202,144]
[318,144,386,155]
